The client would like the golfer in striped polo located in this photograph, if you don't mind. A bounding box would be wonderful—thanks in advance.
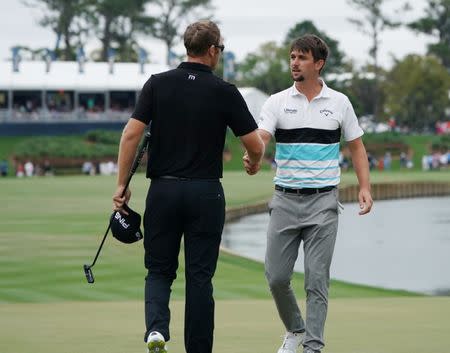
[245,34,373,353]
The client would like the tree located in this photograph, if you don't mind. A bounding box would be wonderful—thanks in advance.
[337,73,379,118]
[237,21,348,94]
[347,0,400,119]
[407,0,450,70]
[284,20,347,74]
[88,0,154,62]
[148,0,213,64]
[237,42,292,95]
[383,55,450,131]
[22,0,90,60]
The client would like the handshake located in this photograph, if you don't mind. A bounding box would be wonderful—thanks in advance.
[242,151,262,175]
[241,129,266,176]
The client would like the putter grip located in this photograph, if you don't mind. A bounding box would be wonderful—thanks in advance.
[84,264,95,284]
[120,130,151,198]
[130,131,151,175]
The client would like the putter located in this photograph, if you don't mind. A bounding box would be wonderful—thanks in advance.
[83,127,151,284]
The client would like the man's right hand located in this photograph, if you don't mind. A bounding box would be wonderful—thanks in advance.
[243,151,261,175]
[239,130,265,175]
[113,185,131,213]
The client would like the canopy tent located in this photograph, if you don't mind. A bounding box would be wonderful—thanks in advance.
[0,61,169,91]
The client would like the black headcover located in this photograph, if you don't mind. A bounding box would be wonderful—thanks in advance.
[110,204,143,244]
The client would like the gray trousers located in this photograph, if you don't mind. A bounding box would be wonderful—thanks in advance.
[265,188,339,353]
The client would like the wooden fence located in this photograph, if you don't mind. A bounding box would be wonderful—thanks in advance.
[225,182,450,223]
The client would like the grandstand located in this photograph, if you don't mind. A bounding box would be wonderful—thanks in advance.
[0,61,168,121]
[0,61,267,136]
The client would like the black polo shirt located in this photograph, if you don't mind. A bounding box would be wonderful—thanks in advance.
[132,62,258,179]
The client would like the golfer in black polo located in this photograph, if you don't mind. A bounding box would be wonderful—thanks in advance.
[113,20,264,353]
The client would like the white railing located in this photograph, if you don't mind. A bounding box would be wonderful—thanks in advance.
[0,109,131,122]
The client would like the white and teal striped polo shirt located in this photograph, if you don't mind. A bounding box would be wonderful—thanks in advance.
[258,81,363,189]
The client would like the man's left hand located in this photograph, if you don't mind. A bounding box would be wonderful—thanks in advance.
[358,188,373,215]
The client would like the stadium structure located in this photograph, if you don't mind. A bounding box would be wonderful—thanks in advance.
[0,61,267,136]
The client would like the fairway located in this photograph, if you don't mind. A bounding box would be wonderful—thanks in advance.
[1,171,449,353]
[1,298,449,353]
[0,171,431,303]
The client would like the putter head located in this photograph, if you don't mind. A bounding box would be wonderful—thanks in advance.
[83,264,95,284]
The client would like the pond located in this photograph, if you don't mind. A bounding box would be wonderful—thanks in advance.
[222,197,450,295]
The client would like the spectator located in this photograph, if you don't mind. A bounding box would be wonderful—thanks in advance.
[0,160,8,177]
[400,152,407,168]
[406,160,414,169]
[34,164,43,176]
[367,152,377,170]
[422,155,430,171]
[99,161,117,175]
[439,151,448,169]
[338,151,344,166]
[82,161,94,175]
[24,160,34,177]
[383,152,392,170]
[339,152,350,171]
[43,160,53,176]
[432,152,440,170]
[16,162,25,177]
[427,154,433,170]
[406,151,414,169]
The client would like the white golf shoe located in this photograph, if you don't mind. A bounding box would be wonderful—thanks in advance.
[147,331,167,353]
[277,331,304,353]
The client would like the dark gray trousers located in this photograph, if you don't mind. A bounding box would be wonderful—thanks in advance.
[265,188,339,352]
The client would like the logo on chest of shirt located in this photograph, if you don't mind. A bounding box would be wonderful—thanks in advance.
[284,108,298,114]
[320,109,334,117]
[187,74,196,80]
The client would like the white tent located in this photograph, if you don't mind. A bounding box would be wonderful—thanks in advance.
[0,61,169,91]
[238,87,269,121]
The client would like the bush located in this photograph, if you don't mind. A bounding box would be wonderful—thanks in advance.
[12,135,118,161]
[362,132,405,144]
[85,130,121,144]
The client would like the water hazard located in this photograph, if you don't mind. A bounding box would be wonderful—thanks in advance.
[222,197,450,295]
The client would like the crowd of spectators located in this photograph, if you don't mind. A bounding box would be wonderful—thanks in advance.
[422,151,449,171]
[82,160,117,176]
[340,150,415,171]
[13,160,53,177]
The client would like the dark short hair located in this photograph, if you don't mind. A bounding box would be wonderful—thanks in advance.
[290,34,329,69]
[184,20,221,57]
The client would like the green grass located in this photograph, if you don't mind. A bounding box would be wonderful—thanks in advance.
[0,136,26,176]
[403,134,434,170]
[0,136,25,160]
[359,133,446,171]
[1,298,449,353]
[1,133,447,176]
[0,172,423,304]
[341,169,450,186]
[1,171,448,353]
